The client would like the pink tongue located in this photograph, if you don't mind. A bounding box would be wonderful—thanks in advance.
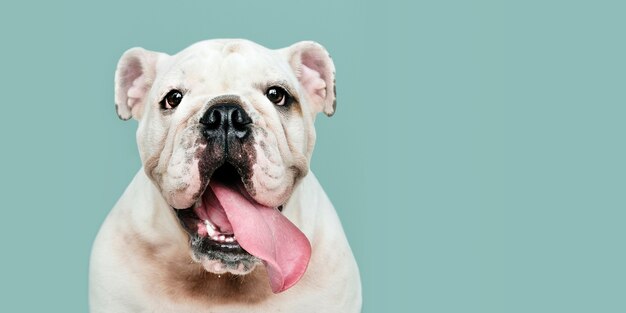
[209,181,311,293]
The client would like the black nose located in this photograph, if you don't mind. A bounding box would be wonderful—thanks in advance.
[199,104,252,140]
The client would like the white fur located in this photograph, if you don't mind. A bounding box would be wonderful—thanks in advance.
[90,170,361,312]
[91,39,360,312]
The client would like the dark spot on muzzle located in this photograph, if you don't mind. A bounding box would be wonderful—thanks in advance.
[194,96,258,200]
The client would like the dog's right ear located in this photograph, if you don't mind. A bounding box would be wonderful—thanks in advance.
[114,48,168,120]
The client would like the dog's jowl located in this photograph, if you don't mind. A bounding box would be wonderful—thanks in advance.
[89,39,361,313]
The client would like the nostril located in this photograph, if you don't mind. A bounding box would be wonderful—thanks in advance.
[200,108,223,130]
[200,103,251,140]
[231,109,251,130]
[207,110,221,129]
[232,110,243,124]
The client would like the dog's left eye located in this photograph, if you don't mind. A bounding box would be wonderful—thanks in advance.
[161,90,183,109]
[265,86,289,106]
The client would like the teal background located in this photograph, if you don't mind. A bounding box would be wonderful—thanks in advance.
[1,0,625,312]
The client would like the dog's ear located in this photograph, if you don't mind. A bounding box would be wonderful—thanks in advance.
[282,41,336,117]
[114,48,168,120]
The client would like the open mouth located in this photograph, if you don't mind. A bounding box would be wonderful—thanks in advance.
[175,164,261,268]
[173,163,312,293]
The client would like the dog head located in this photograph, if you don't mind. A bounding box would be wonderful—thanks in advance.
[113,39,336,292]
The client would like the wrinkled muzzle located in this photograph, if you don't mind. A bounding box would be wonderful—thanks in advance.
[170,96,311,293]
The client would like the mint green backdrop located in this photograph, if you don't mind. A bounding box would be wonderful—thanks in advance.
[1,1,625,312]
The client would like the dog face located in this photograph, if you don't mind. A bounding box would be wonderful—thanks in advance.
[113,39,336,292]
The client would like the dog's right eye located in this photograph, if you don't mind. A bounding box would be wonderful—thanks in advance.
[161,90,183,109]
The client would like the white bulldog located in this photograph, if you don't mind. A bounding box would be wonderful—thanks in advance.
[89,39,361,313]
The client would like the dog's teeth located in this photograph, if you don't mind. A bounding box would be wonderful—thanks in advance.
[204,220,217,236]
[204,219,216,230]
[203,221,237,243]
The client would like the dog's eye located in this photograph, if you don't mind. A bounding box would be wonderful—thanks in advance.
[161,90,183,109]
[265,86,289,106]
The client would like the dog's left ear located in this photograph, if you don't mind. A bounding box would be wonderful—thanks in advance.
[282,41,336,117]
